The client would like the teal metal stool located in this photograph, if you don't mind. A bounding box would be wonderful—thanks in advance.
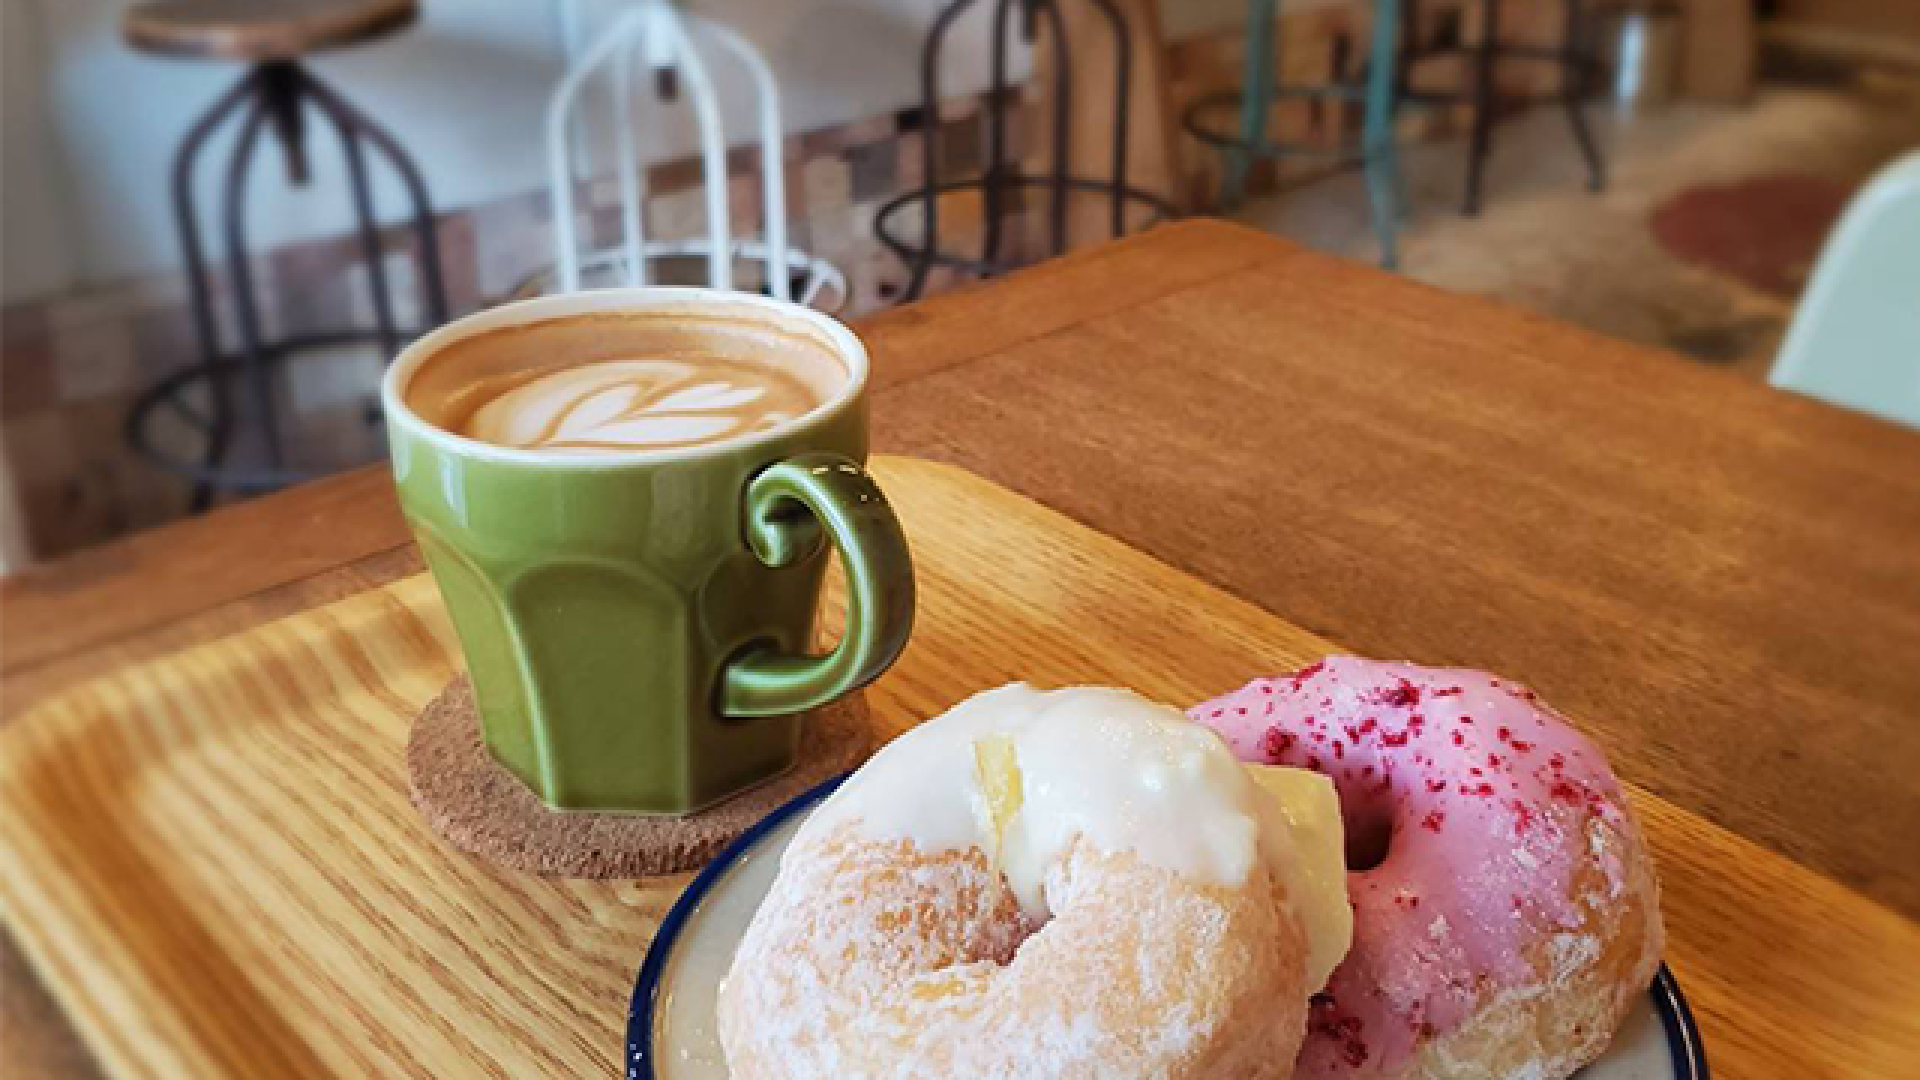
[1184,0,1403,268]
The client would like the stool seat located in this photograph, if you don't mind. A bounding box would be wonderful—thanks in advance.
[124,0,416,61]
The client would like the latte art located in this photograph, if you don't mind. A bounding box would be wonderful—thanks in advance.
[402,308,845,458]
[460,358,810,453]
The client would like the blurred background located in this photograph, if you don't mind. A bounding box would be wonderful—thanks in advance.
[1,0,1915,566]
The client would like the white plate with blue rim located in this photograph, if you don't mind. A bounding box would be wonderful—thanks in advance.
[626,776,1709,1080]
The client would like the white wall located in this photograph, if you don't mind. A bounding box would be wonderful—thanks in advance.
[17,0,571,299]
[3,0,80,302]
[5,0,1239,301]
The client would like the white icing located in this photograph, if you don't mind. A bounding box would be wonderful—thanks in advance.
[796,683,1354,992]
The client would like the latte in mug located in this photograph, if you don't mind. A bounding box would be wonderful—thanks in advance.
[405,309,845,455]
[382,288,913,816]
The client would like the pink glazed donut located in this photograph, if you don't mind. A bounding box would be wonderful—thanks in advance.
[1191,657,1663,1080]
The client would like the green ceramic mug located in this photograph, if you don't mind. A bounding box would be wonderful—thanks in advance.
[381,289,914,815]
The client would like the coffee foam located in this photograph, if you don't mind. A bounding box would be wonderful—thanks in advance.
[459,355,812,453]
[405,308,849,456]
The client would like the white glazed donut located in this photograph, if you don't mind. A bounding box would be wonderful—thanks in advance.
[717,684,1354,1080]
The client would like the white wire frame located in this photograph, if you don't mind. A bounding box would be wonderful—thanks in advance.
[544,1,803,302]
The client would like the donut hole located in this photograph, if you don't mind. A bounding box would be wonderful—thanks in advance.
[1343,809,1394,873]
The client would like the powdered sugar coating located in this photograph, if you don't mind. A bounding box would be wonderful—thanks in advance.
[1191,657,1662,1078]
[719,683,1353,1079]
[718,827,1311,1078]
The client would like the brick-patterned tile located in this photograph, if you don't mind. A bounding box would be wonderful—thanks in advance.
[288,403,386,474]
[430,208,481,318]
[798,153,852,214]
[65,394,135,467]
[50,314,139,403]
[726,143,764,179]
[587,173,626,208]
[51,394,187,550]
[780,151,808,224]
[2,323,57,418]
[838,113,897,148]
[847,139,899,205]
[939,113,984,181]
[19,476,92,561]
[3,302,47,347]
[474,194,554,303]
[728,170,765,239]
[588,201,627,252]
[277,272,352,341]
[649,155,707,195]
[128,305,201,378]
[895,130,927,194]
[345,253,424,336]
[46,288,133,333]
[126,270,188,312]
[285,341,385,417]
[1,410,71,489]
[647,186,714,244]
[273,238,349,307]
[203,252,286,349]
[800,123,849,160]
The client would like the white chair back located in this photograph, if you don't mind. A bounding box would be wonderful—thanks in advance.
[546,1,814,301]
[1771,152,1920,429]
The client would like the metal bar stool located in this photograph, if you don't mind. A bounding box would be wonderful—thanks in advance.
[1184,0,1405,268]
[875,0,1179,304]
[123,0,447,510]
[1402,0,1605,215]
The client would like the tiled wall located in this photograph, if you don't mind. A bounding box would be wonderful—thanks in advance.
[1,0,1487,562]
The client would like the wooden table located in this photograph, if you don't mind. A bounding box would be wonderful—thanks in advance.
[6,220,1919,1077]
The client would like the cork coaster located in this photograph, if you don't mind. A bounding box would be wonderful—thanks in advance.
[406,677,873,878]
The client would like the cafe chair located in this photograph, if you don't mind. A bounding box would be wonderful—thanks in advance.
[1402,0,1606,216]
[875,0,1179,303]
[532,0,847,311]
[122,0,448,510]
[1770,151,1920,431]
[1183,0,1405,268]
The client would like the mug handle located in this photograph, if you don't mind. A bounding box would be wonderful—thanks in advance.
[721,453,915,717]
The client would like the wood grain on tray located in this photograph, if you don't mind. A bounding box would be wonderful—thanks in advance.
[2,459,1916,1079]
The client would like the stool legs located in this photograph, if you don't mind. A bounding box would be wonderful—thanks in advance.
[1362,0,1402,268]
[1222,0,1278,211]
[300,67,449,330]
[221,82,280,474]
[150,60,446,508]
[980,0,1015,272]
[1561,0,1604,192]
[1084,0,1133,238]
[904,0,972,302]
[1039,0,1072,257]
[885,0,1167,301]
[1462,0,1501,216]
[169,70,258,512]
[1461,0,1603,215]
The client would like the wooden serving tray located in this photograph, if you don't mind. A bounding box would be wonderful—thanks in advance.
[2,458,1915,1078]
